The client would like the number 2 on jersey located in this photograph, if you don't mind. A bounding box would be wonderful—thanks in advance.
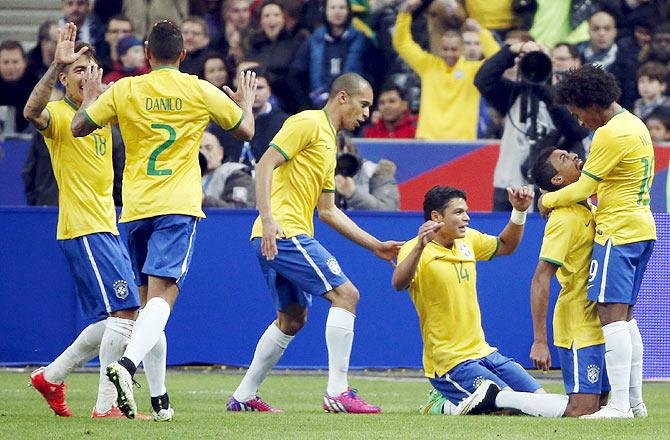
[148,123,176,176]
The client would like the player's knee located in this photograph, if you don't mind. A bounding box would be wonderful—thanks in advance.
[277,315,307,335]
[337,284,360,306]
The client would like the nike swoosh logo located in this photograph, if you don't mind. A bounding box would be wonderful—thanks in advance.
[587,284,594,289]
[585,221,591,227]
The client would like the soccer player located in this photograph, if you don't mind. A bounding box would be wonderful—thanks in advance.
[22,23,156,420]
[541,65,656,419]
[71,20,257,419]
[227,73,402,414]
[529,148,610,417]
[393,186,572,417]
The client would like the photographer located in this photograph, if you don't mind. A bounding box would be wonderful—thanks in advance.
[474,41,589,211]
[334,134,400,211]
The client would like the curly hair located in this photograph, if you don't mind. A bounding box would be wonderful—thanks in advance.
[423,186,467,221]
[555,64,621,108]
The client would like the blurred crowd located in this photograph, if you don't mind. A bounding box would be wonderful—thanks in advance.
[2,0,670,210]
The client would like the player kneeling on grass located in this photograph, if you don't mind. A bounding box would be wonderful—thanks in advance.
[528,148,610,417]
[392,186,571,417]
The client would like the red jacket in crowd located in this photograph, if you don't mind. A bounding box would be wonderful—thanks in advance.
[364,112,418,139]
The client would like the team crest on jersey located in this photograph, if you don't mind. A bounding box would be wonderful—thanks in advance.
[326,258,342,275]
[113,280,129,299]
[457,243,473,259]
[472,376,485,389]
[586,364,600,384]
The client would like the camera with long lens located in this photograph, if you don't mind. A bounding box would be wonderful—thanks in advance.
[519,51,553,85]
[335,152,361,178]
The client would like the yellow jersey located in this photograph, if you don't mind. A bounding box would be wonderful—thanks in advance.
[83,67,244,222]
[392,12,499,140]
[543,110,656,246]
[539,204,604,349]
[464,0,517,31]
[398,229,500,378]
[40,98,117,240]
[251,110,337,239]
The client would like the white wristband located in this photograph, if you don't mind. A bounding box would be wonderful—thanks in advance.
[510,208,527,225]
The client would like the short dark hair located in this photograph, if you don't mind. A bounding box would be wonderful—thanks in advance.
[423,186,467,221]
[644,108,670,128]
[37,20,57,44]
[555,64,621,108]
[147,20,184,62]
[198,51,230,79]
[253,66,273,84]
[652,22,670,36]
[637,61,668,83]
[553,42,580,60]
[182,16,210,37]
[329,72,370,98]
[529,148,560,192]
[108,14,134,31]
[379,83,407,101]
[0,40,25,57]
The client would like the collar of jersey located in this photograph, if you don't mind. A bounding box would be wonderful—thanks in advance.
[321,108,337,139]
[154,65,178,71]
[63,96,79,111]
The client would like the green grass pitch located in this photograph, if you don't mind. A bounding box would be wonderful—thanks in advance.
[1,369,669,439]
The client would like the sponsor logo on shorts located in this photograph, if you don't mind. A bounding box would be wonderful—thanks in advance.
[473,376,485,389]
[586,364,600,384]
[326,258,342,275]
[113,280,129,299]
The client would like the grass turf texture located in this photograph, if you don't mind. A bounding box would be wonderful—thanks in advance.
[1,370,669,439]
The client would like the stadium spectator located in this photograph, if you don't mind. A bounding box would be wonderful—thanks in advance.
[634,62,670,120]
[198,52,231,90]
[27,21,59,78]
[551,42,581,83]
[578,11,639,110]
[646,23,670,66]
[292,0,371,107]
[529,0,590,48]
[21,132,58,206]
[191,0,224,37]
[462,30,483,61]
[59,0,104,46]
[248,1,307,112]
[475,42,588,212]
[180,16,212,74]
[335,135,400,211]
[212,68,287,165]
[364,84,417,138]
[96,15,134,72]
[123,0,189,39]
[644,108,670,144]
[392,0,499,140]
[102,36,151,84]
[393,185,575,418]
[0,40,39,133]
[200,130,256,208]
[210,0,252,63]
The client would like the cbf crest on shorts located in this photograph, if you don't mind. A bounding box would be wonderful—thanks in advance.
[326,257,342,275]
[113,280,130,299]
[587,364,600,384]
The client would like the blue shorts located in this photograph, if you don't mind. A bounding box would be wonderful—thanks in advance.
[124,215,198,289]
[252,235,350,311]
[557,344,610,395]
[429,351,541,405]
[59,232,140,322]
[587,239,655,305]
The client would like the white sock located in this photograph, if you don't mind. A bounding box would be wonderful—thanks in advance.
[123,297,171,367]
[325,307,356,397]
[44,320,106,384]
[95,317,134,413]
[603,320,632,412]
[233,322,294,402]
[143,331,167,397]
[628,318,644,407]
[495,390,568,417]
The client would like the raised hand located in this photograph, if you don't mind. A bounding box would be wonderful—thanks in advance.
[223,70,258,112]
[416,220,443,249]
[507,185,535,212]
[54,22,89,66]
[81,64,104,103]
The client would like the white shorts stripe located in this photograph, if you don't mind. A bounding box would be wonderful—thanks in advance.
[572,344,580,393]
[445,373,472,396]
[176,220,198,284]
[291,237,332,292]
[82,236,111,313]
[598,239,613,303]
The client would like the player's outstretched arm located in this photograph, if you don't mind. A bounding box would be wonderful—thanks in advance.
[24,22,89,129]
[392,221,442,291]
[256,146,286,260]
[71,64,105,137]
[316,192,404,265]
[496,185,534,256]
[529,260,558,371]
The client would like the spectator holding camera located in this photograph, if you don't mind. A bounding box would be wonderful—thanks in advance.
[475,41,589,211]
[335,134,400,211]
[392,0,499,140]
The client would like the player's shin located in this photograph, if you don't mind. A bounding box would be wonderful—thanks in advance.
[494,390,569,417]
[326,307,356,397]
[95,317,134,413]
[628,318,644,408]
[122,297,171,370]
[603,321,633,412]
[143,331,168,398]
[44,320,107,384]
